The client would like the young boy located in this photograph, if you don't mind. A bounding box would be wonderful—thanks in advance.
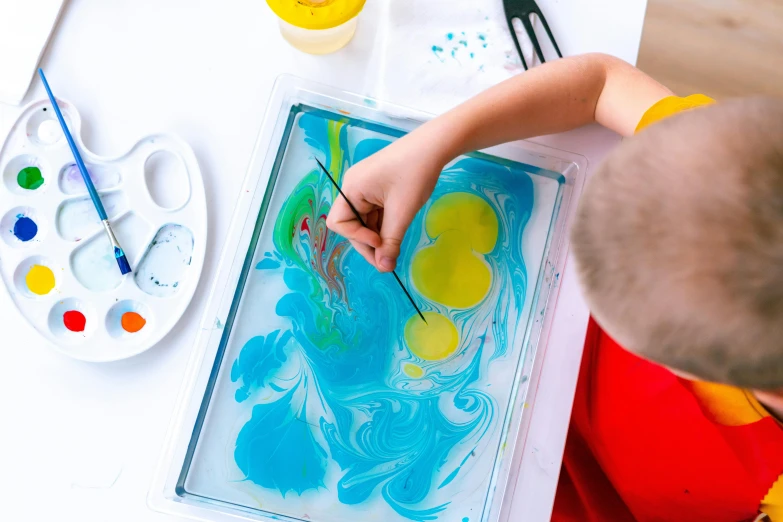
[326,53,783,521]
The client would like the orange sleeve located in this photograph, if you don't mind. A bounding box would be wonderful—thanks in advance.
[635,94,716,134]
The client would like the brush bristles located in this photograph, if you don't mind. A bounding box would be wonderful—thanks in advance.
[116,255,132,275]
[114,247,132,275]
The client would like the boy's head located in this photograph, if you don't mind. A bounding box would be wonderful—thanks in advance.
[572,97,783,390]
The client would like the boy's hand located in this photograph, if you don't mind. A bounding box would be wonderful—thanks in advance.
[326,130,447,272]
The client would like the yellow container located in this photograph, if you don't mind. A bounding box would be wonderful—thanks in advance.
[267,0,367,55]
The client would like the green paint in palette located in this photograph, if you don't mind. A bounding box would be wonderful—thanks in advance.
[17,166,44,190]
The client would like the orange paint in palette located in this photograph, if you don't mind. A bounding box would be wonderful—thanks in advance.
[121,312,146,333]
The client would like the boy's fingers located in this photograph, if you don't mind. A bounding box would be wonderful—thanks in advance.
[366,209,381,232]
[349,240,378,269]
[328,191,375,228]
[329,216,382,249]
[352,226,382,249]
[375,202,414,273]
[327,198,382,249]
[376,239,401,272]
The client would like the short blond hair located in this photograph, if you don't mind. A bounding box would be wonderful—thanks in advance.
[572,97,783,389]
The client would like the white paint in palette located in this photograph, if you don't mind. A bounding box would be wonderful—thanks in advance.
[36,119,62,145]
[56,191,128,242]
[59,163,121,195]
[135,225,195,298]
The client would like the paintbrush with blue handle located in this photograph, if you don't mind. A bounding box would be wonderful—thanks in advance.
[38,68,131,275]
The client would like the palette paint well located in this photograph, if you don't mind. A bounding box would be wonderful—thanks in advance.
[134,224,194,298]
[13,215,38,241]
[56,191,127,242]
[59,163,121,195]
[17,166,44,190]
[25,264,54,295]
[70,212,150,292]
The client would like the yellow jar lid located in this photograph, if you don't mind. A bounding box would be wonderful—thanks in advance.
[267,0,366,30]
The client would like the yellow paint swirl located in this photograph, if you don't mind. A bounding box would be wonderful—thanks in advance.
[411,193,499,309]
[402,363,424,378]
[404,312,459,361]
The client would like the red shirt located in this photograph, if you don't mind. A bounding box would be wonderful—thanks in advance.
[551,319,783,521]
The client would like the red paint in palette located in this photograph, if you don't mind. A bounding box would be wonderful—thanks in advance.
[63,310,86,332]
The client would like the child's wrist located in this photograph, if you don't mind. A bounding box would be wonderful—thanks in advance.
[421,115,470,169]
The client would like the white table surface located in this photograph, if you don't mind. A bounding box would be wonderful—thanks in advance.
[0,1,647,521]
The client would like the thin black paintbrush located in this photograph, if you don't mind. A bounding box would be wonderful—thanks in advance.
[315,158,428,324]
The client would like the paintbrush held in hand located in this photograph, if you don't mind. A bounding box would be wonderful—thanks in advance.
[315,157,427,324]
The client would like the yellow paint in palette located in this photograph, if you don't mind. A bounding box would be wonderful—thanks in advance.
[25,264,55,295]
[404,312,459,361]
[412,193,499,309]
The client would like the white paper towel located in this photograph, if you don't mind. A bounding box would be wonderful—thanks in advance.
[365,0,542,116]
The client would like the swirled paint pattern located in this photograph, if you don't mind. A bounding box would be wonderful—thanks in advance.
[194,109,550,522]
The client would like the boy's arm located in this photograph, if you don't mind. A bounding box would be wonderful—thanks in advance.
[327,53,674,271]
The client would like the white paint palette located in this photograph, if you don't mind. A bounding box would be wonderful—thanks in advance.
[0,99,207,361]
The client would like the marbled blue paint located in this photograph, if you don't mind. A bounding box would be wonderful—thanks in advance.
[230,112,535,520]
[256,258,281,270]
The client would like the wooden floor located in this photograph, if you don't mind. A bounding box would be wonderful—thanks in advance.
[637,0,783,99]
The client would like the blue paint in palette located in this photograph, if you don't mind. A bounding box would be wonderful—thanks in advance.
[13,215,37,241]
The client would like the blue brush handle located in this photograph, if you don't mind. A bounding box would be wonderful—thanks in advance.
[38,69,108,220]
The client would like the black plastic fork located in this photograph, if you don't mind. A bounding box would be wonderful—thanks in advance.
[503,0,562,70]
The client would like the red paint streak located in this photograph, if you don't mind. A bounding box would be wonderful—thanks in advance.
[301,217,310,234]
[63,310,86,332]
